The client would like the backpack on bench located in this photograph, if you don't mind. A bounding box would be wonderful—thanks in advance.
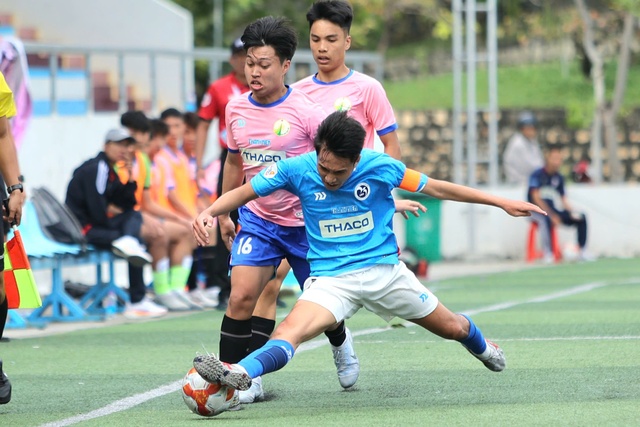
[30,186,88,251]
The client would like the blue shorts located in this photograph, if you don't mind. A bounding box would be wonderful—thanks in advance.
[230,206,310,289]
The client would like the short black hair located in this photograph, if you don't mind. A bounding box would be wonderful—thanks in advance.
[545,145,562,154]
[242,16,298,63]
[306,0,353,32]
[183,112,200,131]
[120,110,150,133]
[314,111,365,163]
[160,108,183,121]
[149,119,169,139]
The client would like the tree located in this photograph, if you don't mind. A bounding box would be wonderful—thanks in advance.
[574,0,637,183]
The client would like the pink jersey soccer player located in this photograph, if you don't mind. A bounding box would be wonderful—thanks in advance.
[199,16,361,405]
[293,0,402,160]
[225,91,323,226]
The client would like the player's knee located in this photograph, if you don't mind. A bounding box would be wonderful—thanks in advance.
[228,289,259,314]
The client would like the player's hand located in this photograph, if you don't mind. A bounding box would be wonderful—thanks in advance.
[193,211,215,246]
[394,199,427,220]
[3,192,24,226]
[219,215,236,251]
[502,200,547,217]
[107,203,123,216]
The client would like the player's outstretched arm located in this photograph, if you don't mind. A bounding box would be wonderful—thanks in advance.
[192,183,258,246]
[421,178,546,218]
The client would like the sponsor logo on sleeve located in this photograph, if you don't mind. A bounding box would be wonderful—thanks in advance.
[263,164,278,178]
[201,93,211,107]
[319,211,374,238]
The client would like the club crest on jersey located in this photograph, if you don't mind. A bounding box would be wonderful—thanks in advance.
[273,119,291,136]
[263,164,278,178]
[354,183,370,201]
[333,97,352,112]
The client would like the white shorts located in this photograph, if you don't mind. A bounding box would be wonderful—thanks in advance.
[299,262,439,323]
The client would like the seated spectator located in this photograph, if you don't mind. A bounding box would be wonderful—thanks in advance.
[146,119,218,308]
[65,128,168,319]
[527,146,594,262]
[119,112,205,310]
[120,110,151,153]
[504,111,544,185]
[158,108,198,219]
[182,111,214,212]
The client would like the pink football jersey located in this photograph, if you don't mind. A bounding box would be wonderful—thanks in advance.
[293,69,398,150]
[226,87,327,226]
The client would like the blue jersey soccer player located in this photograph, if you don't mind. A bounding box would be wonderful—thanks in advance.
[247,1,413,391]
[192,111,546,407]
[207,16,368,403]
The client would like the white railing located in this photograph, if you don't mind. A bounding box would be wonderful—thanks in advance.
[23,42,384,115]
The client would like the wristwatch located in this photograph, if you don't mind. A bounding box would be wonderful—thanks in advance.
[7,183,24,194]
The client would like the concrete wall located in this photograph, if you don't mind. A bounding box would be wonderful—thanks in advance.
[1,0,195,110]
[19,113,122,200]
[395,184,640,261]
[18,113,221,202]
[397,109,640,184]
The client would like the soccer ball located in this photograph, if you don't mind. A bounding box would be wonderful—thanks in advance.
[181,367,238,416]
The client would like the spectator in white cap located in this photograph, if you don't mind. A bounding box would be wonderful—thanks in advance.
[65,127,169,319]
[503,111,544,185]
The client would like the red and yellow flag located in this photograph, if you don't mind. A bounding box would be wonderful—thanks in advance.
[4,229,41,309]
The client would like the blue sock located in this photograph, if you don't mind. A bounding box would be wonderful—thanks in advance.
[238,339,295,379]
[458,314,487,355]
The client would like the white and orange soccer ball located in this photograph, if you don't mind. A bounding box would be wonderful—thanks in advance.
[181,367,238,416]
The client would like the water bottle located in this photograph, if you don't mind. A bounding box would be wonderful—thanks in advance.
[103,291,118,319]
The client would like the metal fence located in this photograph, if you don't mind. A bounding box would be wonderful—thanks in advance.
[23,42,384,115]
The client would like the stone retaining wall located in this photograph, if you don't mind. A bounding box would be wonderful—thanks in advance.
[397,108,640,183]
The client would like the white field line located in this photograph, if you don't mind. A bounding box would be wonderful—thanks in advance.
[354,336,640,345]
[39,382,182,427]
[40,277,639,427]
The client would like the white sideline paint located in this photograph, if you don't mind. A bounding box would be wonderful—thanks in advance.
[39,278,638,427]
[39,382,182,427]
[354,335,640,346]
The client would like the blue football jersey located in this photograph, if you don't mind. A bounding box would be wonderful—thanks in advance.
[251,149,428,276]
[527,167,565,211]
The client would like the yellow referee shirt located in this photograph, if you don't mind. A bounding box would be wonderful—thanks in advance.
[0,72,17,118]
